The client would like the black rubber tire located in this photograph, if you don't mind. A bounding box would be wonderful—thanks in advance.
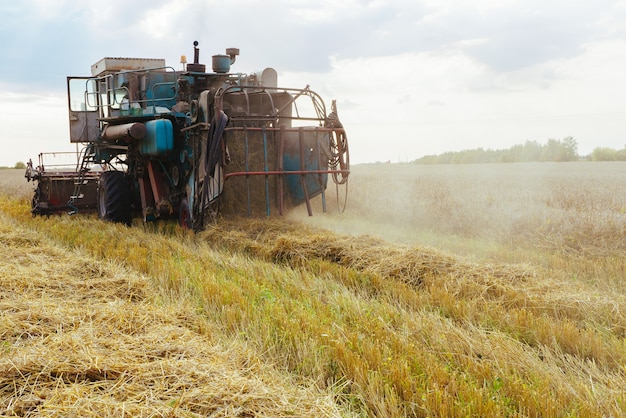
[97,171,131,225]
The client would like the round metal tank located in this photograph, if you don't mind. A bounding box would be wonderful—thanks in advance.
[212,55,231,73]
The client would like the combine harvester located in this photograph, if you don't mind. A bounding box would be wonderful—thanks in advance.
[25,41,349,230]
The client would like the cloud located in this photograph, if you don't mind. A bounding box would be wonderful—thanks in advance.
[412,0,625,73]
[0,89,71,167]
[2,0,626,166]
[304,30,626,163]
[3,0,621,89]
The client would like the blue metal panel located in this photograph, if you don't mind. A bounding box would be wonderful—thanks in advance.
[144,72,178,109]
[141,119,174,156]
[283,131,329,205]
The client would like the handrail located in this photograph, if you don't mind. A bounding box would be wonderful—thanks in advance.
[215,85,328,123]
[83,66,179,118]
[37,152,82,172]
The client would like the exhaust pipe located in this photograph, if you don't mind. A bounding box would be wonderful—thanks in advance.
[102,122,146,142]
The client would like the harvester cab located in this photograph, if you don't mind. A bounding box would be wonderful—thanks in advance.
[26,41,350,230]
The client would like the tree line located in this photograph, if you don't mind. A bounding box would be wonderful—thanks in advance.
[0,162,27,170]
[413,137,626,164]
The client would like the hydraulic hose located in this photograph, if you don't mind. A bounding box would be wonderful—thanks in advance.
[199,110,228,226]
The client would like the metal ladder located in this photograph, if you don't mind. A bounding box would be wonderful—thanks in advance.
[68,144,97,214]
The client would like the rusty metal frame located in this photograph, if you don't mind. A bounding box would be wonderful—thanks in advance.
[222,125,349,216]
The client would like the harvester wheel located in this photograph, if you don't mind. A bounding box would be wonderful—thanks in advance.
[98,171,131,225]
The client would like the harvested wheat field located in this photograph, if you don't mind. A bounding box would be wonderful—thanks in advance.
[0,207,342,416]
[2,163,626,417]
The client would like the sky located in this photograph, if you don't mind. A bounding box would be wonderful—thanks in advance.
[1,0,625,167]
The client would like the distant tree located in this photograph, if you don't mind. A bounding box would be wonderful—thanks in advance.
[591,147,618,161]
[541,137,578,162]
[561,137,578,161]
[521,140,543,162]
[416,155,440,164]
[14,162,26,169]
[412,137,580,164]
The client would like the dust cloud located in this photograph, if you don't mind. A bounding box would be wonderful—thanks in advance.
[288,162,626,259]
